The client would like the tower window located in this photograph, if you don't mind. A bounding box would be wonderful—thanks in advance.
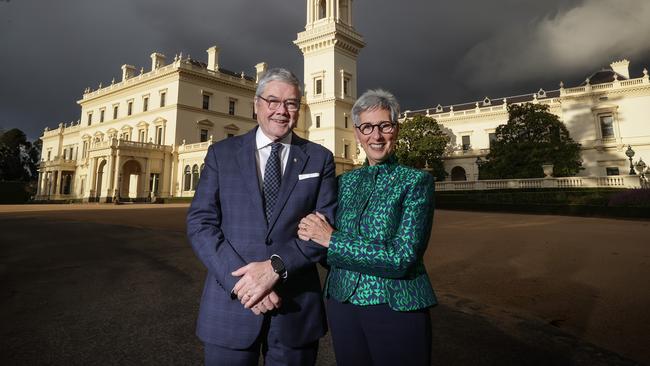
[143,96,149,112]
[319,0,326,19]
[160,92,166,107]
[200,129,209,142]
[113,105,119,119]
[127,101,133,116]
[100,109,105,123]
[315,79,322,95]
[316,115,321,128]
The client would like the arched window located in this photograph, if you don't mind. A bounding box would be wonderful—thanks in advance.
[192,164,200,190]
[339,0,349,23]
[200,163,205,173]
[451,166,467,181]
[318,0,326,19]
[184,165,191,191]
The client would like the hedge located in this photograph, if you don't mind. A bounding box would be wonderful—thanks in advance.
[435,188,650,219]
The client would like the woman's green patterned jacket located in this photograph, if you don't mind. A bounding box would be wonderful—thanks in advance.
[325,155,437,311]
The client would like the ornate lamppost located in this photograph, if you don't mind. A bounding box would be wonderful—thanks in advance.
[635,158,649,188]
[475,156,483,180]
[625,145,635,175]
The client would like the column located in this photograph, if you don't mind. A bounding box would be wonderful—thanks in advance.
[113,154,122,200]
[348,1,352,26]
[169,151,178,197]
[105,153,115,198]
[88,157,97,198]
[35,171,43,197]
[335,0,339,21]
[143,157,151,198]
[307,0,312,25]
[55,170,62,197]
[160,152,171,197]
[45,172,52,199]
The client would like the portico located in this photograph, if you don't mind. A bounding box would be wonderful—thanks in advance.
[84,138,172,202]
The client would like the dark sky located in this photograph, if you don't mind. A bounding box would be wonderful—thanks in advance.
[1,0,649,140]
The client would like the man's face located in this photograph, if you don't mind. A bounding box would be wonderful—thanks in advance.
[255,80,301,141]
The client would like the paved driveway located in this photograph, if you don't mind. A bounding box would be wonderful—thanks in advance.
[1,205,648,365]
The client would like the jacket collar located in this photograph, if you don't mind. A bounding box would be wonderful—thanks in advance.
[361,154,398,176]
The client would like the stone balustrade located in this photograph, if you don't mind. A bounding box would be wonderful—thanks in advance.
[88,138,171,152]
[178,140,212,153]
[435,175,643,191]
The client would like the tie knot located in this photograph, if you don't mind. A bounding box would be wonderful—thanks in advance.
[270,142,283,153]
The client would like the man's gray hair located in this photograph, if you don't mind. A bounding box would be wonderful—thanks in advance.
[351,89,400,126]
[255,68,302,97]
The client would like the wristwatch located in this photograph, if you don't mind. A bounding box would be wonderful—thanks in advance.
[270,254,287,280]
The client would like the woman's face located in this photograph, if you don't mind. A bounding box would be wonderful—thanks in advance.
[355,108,398,166]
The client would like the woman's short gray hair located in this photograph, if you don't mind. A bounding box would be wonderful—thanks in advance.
[351,89,400,126]
[256,68,302,97]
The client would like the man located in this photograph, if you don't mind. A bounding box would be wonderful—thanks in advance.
[187,68,336,365]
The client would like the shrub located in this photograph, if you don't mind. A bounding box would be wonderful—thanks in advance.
[608,189,650,207]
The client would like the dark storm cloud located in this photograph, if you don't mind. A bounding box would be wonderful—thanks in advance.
[1,0,648,140]
[458,0,650,89]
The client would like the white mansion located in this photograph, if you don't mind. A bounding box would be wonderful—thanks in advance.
[407,59,650,182]
[36,0,650,201]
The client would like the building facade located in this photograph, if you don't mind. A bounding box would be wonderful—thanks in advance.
[405,60,650,181]
[36,0,650,202]
[36,0,363,202]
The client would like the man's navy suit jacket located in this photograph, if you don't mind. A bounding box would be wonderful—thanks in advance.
[186,127,337,349]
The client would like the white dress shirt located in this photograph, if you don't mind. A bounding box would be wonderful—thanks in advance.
[255,129,291,191]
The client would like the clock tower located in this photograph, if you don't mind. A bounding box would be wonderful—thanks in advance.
[295,0,365,174]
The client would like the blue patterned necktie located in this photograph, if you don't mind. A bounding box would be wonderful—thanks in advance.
[264,142,283,223]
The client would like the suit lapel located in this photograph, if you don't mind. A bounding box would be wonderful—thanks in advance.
[236,128,266,226]
[266,133,308,233]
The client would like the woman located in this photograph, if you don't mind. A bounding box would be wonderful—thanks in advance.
[298,89,437,366]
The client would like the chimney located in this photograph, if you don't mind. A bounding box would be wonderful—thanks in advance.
[610,59,630,79]
[207,46,219,71]
[121,64,136,81]
[255,62,268,82]
[150,52,166,71]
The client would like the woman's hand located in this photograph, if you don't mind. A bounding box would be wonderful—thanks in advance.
[298,212,333,248]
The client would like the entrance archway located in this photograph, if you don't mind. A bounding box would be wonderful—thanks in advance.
[451,166,467,181]
[96,160,107,198]
[120,160,142,199]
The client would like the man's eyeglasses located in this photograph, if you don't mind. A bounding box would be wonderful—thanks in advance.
[257,95,301,112]
[356,121,397,135]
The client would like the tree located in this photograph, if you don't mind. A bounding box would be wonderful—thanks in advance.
[395,115,450,181]
[0,128,40,182]
[479,103,582,179]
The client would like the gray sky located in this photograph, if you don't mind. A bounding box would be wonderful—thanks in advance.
[1,0,649,140]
